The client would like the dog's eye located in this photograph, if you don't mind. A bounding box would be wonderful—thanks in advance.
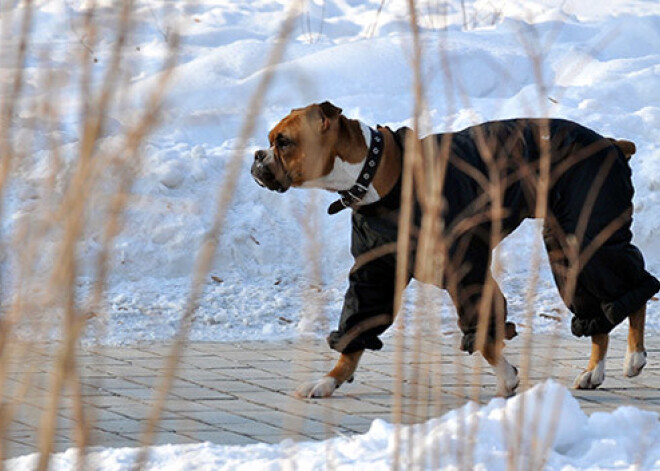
[276,135,293,150]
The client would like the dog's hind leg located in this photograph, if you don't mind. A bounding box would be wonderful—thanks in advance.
[574,333,608,389]
[624,305,647,377]
[295,350,364,398]
[481,341,519,397]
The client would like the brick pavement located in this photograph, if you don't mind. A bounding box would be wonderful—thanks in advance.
[4,333,660,459]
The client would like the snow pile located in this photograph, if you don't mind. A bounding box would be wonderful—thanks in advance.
[3,1,660,346]
[7,381,660,470]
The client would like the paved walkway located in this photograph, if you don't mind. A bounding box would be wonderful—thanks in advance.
[4,334,660,459]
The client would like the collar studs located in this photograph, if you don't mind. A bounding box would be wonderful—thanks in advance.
[328,126,385,215]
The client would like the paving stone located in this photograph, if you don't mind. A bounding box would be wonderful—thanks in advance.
[160,400,230,413]
[95,419,151,434]
[178,429,259,445]
[175,369,232,382]
[149,418,220,433]
[102,388,158,401]
[213,367,281,380]
[199,379,264,393]
[104,405,180,421]
[178,410,257,426]
[187,343,252,353]
[119,431,199,446]
[168,387,235,401]
[251,433,315,443]
[82,395,144,408]
[187,399,272,413]
[217,419,284,437]
[86,430,142,448]
[88,365,157,377]
[120,358,168,370]
[91,377,150,390]
[243,378,300,392]
[208,351,279,362]
[5,440,40,459]
[78,356,131,366]
[178,357,234,369]
[94,348,161,359]
[314,397,393,415]
[85,407,134,422]
[5,429,69,445]
[261,349,326,361]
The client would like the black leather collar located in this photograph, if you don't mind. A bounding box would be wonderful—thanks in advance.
[327,127,384,215]
[355,125,405,217]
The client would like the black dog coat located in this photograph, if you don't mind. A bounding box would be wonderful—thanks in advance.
[327,119,660,354]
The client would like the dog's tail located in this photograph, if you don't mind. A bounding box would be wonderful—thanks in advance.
[608,138,636,160]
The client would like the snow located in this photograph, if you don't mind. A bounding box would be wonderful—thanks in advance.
[5,0,659,346]
[2,0,660,468]
[7,381,660,470]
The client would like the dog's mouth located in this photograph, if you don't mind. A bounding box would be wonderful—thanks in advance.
[251,159,291,193]
[253,174,289,193]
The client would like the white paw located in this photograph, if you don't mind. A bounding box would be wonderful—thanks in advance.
[295,377,338,399]
[574,360,605,389]
[494,358,519,397]
[623,350,647,377]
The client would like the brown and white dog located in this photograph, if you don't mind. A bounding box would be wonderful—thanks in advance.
[251,101,653,398]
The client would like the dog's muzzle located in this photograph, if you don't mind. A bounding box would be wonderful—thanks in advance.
[251,149,290,193]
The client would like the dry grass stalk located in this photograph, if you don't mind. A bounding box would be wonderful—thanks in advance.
[388,1,428,469]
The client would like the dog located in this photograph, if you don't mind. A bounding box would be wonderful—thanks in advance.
[251,101,660,398]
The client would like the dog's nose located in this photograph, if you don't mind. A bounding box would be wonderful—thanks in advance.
[254,150,267,163]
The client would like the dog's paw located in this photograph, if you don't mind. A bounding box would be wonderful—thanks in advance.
[494,360,519,398]
[574,361,605,389]
[623,350,647,377]
[295,377,338,399]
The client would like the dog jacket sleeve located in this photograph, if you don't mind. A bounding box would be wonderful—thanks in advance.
[327,211,404,354]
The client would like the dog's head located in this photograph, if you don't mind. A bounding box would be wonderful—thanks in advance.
[251,101,343,193]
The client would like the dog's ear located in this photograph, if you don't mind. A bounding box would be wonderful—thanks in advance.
[317,101,342,132]
[319,101,342,118]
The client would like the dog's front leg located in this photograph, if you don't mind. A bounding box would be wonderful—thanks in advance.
[295,350,364,399]
[574,333,608,389]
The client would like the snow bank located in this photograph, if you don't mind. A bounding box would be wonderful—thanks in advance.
[2,0,659,346]
[7,381,660,470]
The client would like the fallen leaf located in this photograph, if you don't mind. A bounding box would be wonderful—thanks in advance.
[211,276,223,283]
